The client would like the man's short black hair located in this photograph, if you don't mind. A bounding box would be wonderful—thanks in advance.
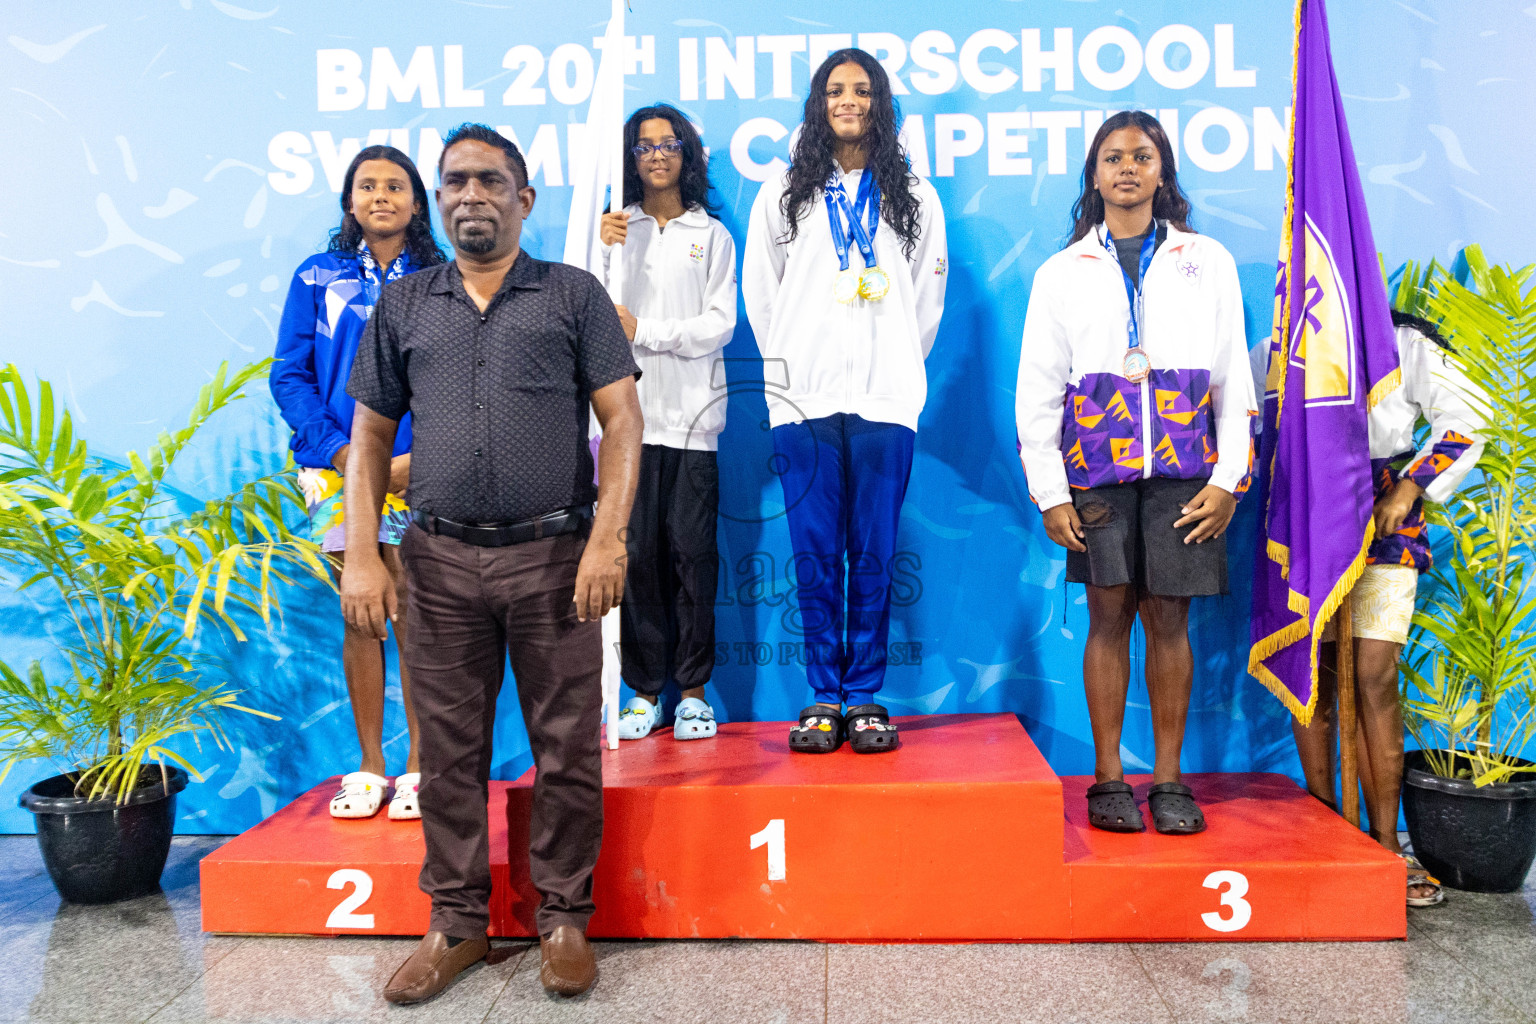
[438,123,529,190]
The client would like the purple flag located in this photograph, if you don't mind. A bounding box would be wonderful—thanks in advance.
[1249,0,1402,723]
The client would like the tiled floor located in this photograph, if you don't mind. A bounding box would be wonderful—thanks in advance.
[1,836,1533,1023]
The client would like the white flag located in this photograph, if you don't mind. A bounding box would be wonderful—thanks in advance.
[565,0,626,302]
[565,0,627,750]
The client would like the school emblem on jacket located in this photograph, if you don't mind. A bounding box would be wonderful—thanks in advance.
[1178,260,1200,279]
[688,243,706,264]
[934,256,948,276]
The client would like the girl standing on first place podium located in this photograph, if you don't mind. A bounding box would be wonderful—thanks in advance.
[599,104,737,743]
[1015,111,1256,834]
[743,50,948,755]
[270,145,446,820]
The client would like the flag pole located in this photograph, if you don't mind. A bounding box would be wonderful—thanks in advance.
[597,0,626,752]
[1336,595,1361,828]
[605,0,625,305]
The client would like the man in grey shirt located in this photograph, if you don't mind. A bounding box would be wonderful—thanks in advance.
[342,123,641,1003]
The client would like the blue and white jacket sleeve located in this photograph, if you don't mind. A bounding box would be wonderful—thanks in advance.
[270,263,350,469]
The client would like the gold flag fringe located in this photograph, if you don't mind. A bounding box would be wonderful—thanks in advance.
[1258,0,1304,536]
[1251,0,1311,722]
[1367,365,1403,410]
[1251,0,1387,725]
[1248,519,1378,727]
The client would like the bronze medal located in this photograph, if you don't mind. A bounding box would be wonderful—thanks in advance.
[1123,347,1151,384]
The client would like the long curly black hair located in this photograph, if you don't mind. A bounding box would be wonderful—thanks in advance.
[327,145,447,267]
[622,104,719,213]
[780,49,923,260]
[1068,111,1193,246]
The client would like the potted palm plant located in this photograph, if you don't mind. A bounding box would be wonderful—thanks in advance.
[0,360,327,903]
[1396,246,1536,893]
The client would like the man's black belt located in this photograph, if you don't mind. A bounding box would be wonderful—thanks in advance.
[412,505,591,548]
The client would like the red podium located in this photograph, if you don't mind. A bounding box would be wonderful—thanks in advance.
[200,714,1404,942]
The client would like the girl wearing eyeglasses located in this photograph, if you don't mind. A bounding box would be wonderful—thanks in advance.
[598,103,737,742]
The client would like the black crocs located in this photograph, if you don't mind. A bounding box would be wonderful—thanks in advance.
[1086,780,1145,833]
[788,705,843,753]
[1147,782,1206,835]
[845,704,900,754]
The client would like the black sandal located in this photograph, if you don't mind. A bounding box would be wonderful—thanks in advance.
[1148,782,1206,835]
[788,705,843,753]
[1086,780,1145,833]
[845,704,901,754]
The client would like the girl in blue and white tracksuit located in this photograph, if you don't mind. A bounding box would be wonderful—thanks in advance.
[270,145,445,821]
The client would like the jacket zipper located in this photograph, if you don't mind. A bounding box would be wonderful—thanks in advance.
[1136,246,1161,481]
[845,170,857,410]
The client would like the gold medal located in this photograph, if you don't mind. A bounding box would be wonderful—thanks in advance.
[1123,347,1151,384]
[858,266,891,302]
[832,268,862,304]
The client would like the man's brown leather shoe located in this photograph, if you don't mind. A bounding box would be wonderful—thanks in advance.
[383,930,489,1005]
[538,925,597,996]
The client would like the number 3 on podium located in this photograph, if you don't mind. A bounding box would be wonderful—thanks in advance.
[750,819,786,881]
[1201,870,1252,932]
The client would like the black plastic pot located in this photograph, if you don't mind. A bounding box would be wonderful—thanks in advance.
[1402,750,1536,893]
[19,765,188,904]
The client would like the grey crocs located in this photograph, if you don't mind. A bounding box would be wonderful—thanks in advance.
[1086,780,1145,833]
[1148,782,1206,835]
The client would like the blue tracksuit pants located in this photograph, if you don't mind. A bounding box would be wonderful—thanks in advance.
[770,413,915,707]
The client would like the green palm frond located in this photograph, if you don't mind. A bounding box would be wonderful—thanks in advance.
[0,360,328,802]
[1399,247,1536,786]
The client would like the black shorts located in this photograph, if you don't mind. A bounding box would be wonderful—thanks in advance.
[1064,477,1228,597]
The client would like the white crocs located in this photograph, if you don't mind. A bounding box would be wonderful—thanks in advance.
[673,697,717,740]
[329,771,388,819]
[617,696,662,740]
[388,772,421,820]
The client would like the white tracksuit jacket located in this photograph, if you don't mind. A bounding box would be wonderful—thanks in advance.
[600,203,737,451]
[742,165,948,431]
[1015,222,1257,511]
[1363,323,1485,570]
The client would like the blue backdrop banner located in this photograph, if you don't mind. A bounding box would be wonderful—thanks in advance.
[0,0,1529,833]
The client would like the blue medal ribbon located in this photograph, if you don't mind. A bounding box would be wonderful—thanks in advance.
[824,170,881,271]
[1104,224,1158,352]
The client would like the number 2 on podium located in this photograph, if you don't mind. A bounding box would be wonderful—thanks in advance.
[326,868,376,929]
[750,819,786,881]
[1201,870,1252,932]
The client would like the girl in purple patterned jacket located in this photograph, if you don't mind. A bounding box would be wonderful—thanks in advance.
[1015,112,1256,836]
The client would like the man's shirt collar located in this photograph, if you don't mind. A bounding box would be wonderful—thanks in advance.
[430,250,545,299]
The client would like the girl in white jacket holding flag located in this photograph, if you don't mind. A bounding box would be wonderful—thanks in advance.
[743,50,947,754]
[1016,111,1256,833]
[599,104,737,742]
